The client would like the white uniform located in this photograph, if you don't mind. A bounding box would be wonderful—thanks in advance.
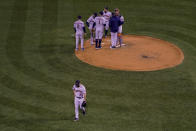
[103,11,112,30]
[87,15,96,45]
[94,16,105,39]
[116,15,124,46]
[73,84,86,119]
[118,15,124,33]
[74,20,85,50]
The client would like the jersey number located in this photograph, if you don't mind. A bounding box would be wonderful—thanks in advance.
[77,24,81,29]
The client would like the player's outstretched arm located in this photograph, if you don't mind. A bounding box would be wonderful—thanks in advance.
[84,93,86,101]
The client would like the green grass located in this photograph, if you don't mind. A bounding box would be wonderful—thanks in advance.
[0,0,196,130]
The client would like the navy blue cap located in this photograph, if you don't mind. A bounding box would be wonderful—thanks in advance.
[99,11,103,15]
[94,13,97,17]
[78,16,82,19]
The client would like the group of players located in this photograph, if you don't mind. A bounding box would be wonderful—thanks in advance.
[74,7,124,51]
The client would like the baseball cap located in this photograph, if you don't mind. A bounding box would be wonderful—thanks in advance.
[75,80,80,87]
[99,11,103,15]
[78,16,82,19]
[94,13,97,17]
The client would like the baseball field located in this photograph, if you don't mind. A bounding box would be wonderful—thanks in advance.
[0,0,196,130]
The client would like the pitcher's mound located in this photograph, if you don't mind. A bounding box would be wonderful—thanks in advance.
[75,35,184,71]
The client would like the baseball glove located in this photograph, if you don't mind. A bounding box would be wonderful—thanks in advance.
[82,101,87,107]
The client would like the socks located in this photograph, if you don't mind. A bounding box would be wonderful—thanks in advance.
[95,39,98,48]
[105,30,108,36]
[99,39,102,48]
[119,36,122,45]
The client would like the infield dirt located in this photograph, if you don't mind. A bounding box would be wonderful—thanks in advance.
[75,35,184,71]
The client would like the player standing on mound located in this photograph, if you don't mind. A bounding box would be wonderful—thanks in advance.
[73,80,87,121]
[94,11,106,49]
[86,13,97,45]
[74,16,86,51]
[109,13,123,48]
[103,7,112,38]
[115,8,124,47]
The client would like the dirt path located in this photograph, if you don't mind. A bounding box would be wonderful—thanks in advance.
[75,35,184,71]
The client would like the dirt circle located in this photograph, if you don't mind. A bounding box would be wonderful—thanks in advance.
[75,35,184,71]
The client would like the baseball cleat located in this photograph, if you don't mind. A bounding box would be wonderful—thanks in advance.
[110,46,116,49]
[75,48,79,51]
[81,48,84,51]
[74,118,79,121]
[116,45,121,48]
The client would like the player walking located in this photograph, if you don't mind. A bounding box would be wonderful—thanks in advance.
[103,7,112,37]
[115,8,124,47]
[74,16,86,51]
[94,11,106,49]
[86,13,97,45]
[109,13,123,48]
[73,80,87,121]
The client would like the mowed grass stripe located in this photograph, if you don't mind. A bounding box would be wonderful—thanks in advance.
[39,0,59,71]
[21,0,72,86]
[2,119,59,131]
[0,104,61,131]
[129,15,196,31]
[0,0,14,31]
[0,0,14,67]
[0,76,60,119]
[0,0,59,92]
[21,0,58,79]
[0,53,70,100]
[38,0,79,81]
[0,73,71,107]
[0,85,67,115]
[3,0,64,119]
[37,0,76,81]
[5,0,67,88]
[38,0,80,82]
[44,0,76,75]
[0,95,56,117]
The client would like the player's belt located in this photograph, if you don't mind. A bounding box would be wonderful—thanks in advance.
[76,97,83,99]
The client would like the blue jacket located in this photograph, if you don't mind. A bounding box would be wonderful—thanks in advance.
[109,16,122,33]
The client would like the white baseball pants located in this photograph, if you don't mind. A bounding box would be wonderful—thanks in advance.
[95,29,103,39]
[74,97,85,119]
[117,25,123,45]
[105,21,109,30]
[75,32,84,49]
[118,25,123,33]
[89,25,95,45]
[111,32,118,47]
